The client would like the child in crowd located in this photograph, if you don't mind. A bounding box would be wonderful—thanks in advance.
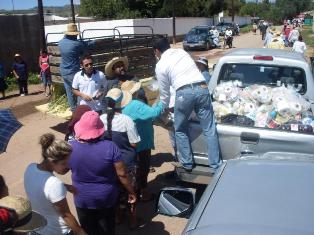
[121,81,164,201]
[12,54,28,96]
[100,88,141,229]
[0,62,7,100]
[39,50,52,97]
[195,57,211,84]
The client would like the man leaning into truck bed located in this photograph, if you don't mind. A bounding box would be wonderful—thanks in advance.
[153,36,221,172]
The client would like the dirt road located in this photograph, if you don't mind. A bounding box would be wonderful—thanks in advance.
[0,31,264,235]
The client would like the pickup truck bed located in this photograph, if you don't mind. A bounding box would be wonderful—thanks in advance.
[176,48,314,183]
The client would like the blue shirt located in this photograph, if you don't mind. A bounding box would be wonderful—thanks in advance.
[12,62,28,80]
[122,100,163,152]
[202,70,211,84]
[59,36,90,76]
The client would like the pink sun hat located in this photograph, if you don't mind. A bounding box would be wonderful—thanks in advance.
[74,111,105,140]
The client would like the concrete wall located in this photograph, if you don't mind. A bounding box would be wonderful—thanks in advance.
[220,16,252,26]
[45,17,214,43]
[0,14,42,75]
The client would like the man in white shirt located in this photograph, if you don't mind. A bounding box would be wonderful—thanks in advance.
[210,26,221,48]
[288,26,300,45]
[292,35,307,54]
[153,36,221,172]
[72,54,106,113]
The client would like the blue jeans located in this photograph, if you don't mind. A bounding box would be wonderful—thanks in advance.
[62,73,77,111]
[174,83,221,169]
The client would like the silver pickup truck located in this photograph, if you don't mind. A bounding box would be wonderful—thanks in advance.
[175,48,314,183]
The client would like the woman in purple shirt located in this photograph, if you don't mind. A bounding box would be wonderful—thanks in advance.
[69,111,136,235]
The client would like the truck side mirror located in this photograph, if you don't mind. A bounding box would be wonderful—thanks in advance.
[155,187,195,218]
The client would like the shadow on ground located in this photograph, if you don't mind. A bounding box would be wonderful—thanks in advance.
[50,120,70,135]
[116,161,207,235]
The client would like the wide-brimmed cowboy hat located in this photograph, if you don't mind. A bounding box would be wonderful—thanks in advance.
[64,23,80,36]
[121,80,141,95]
[106,88,132,108]
[0,196,47,232]
[105,56,129,78]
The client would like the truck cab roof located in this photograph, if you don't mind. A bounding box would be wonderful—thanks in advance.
[186,157,314,235]
[224,48,306,62]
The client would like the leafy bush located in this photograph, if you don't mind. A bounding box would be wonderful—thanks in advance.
[240,24,252,34]
[301,25,314,48]
[5,73,42,92]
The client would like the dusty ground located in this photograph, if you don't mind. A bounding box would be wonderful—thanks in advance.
[0,31,265,235]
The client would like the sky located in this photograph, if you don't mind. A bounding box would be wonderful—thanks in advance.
[0,0,80,10]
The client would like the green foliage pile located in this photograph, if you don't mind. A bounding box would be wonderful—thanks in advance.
[47,94,69,113]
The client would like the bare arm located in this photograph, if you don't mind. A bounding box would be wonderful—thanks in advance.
[72,88,92,101]
[130,143,137,148]
[114,161,137,204]
[53,198,87,235]
[12,70,19,79]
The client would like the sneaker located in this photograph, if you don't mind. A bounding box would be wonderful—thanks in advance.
[20,94,25,97]
[171,162,193,172]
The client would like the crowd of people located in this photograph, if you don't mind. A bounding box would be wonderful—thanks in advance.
[2,18,310,234]
[254,19,307,55]
[0,23,220,235]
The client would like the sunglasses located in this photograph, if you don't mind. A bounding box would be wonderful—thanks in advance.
[83,63,93,68]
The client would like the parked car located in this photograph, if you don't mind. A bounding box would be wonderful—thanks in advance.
[156,156,314,235]
[183,26,215,51]
[154,48,314,184]
[216,22,239,36]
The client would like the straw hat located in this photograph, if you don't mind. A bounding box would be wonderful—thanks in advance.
[105,57,129,77]
[74,111,105,140]
[0,196,47,232]
[106,88,132,108]
[274,31,282,37]
[64,23,80,36]
[121,80,141,95]
[269,27,276,34]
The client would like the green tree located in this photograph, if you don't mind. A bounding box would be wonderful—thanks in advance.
[239,2,259,16]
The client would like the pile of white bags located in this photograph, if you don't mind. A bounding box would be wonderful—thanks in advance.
[212,81,314,132]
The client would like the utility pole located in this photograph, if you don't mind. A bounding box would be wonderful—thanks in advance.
[172,0,176,44]
[38,0,46,50]
[11,0,15,14]
[231,0,235,22]
[70,0,76,23]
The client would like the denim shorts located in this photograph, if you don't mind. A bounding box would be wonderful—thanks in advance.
[41,71,52,86]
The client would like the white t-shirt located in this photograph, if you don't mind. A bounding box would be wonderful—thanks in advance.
[24,163,70,235]
[155,48,205,107]
[72,70,106,111]
[293,41,307,54]
[100,113,141,144]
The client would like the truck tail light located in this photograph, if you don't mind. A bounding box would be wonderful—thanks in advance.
[253,55,273,61]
